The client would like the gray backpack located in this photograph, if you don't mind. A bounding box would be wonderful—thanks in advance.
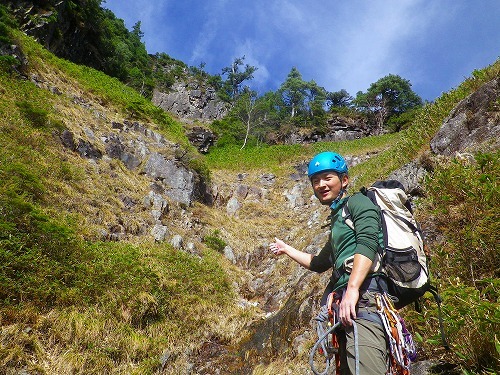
[342,180,449,348]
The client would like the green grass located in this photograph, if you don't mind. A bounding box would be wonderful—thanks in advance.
[1,240,235,373]
[415,152,499,373]
[204,132,400,174]
[13,30,190,149]
[0,30,237,373]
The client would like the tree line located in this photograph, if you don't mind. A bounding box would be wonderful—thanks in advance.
[208,57,423,148]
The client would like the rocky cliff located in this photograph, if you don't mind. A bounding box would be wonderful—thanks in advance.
[431,77,500,155]
[2,4,498,373]
[152,80,228,122]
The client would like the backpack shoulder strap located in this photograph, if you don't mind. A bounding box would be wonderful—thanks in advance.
[341,197,355,231]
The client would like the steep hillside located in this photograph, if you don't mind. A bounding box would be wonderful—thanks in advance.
[0,28,252,374]
[1,13,499,375]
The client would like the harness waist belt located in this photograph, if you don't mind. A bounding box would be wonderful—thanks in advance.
[356,309,383,326]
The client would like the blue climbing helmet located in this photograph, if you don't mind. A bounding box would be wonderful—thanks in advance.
[307,151,348,179]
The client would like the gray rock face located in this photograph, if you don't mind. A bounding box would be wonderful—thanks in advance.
[143,191,169,221]
[431,78,500,155]
[388,160,428,196]
[59,121,209,208]
[143,152,195,206]
[285,182,307,209]
[278,114,383,144]
[152,82,228,122]
[187,127,216,153]
[104,134,141,169]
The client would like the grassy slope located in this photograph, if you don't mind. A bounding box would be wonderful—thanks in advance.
[0,31,249,374]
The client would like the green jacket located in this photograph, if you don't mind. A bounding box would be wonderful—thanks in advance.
[309,192,382,291]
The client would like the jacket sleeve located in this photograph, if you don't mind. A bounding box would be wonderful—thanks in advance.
[309,240,333,273]
[349,193,381,261]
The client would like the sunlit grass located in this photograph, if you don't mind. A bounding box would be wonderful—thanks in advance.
[0,31,249,374]
[13,29,190,149]
[204,132,400,175]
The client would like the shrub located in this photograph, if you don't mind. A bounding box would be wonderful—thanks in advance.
[203,230,227,253]
[415,151,500,373]
[425,151,499,281]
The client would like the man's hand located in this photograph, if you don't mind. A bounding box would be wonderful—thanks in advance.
[339,286,359,326]
[269,237,288,255]
[269,237,313,269]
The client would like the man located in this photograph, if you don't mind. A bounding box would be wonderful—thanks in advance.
[270,151,388,374]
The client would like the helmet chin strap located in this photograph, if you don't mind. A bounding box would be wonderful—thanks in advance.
[329,188,346,210]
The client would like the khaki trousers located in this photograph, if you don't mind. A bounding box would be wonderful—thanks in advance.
[338,290,388,375]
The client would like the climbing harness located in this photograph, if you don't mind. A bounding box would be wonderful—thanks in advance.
[375,292,417,375]
[310,292,362,375]
[310,291,418,375]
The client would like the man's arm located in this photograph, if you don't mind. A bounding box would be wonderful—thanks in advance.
[339,253,373,326]
[270,237,314,269]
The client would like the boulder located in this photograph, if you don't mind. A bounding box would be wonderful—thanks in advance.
[226,196,240,216]
[143,153,195,206]
[187,127,216,153]
[223,245,236,264]
[388,160,428,196]
[170,235,184,249]
[151,224,168,242]
[104,134,141,170]
[431,78,500,155]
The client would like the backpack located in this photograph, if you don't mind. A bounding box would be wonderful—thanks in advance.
[342,180,430,309]
[342,180,449,349]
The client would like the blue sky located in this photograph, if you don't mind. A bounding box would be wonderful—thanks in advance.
[102,0,499,102]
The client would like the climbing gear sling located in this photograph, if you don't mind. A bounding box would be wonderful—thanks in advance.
[310,291,380,375]
[375,292,417,375]
[310,292,342,375]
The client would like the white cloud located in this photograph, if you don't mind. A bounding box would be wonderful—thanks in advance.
[310,0,438,94]
[189,0,230,65]
[232,39,270,91]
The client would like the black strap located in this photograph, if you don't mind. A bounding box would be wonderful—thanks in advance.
[427,285,450,350]
[331,268,344,284]
[387,212,420,234]
[357,309,383,326]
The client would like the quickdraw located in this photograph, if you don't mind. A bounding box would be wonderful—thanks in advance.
[376,293,417,375]
[327,292,342,375]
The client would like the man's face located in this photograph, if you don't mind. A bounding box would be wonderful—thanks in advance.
[311,171,347,205]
